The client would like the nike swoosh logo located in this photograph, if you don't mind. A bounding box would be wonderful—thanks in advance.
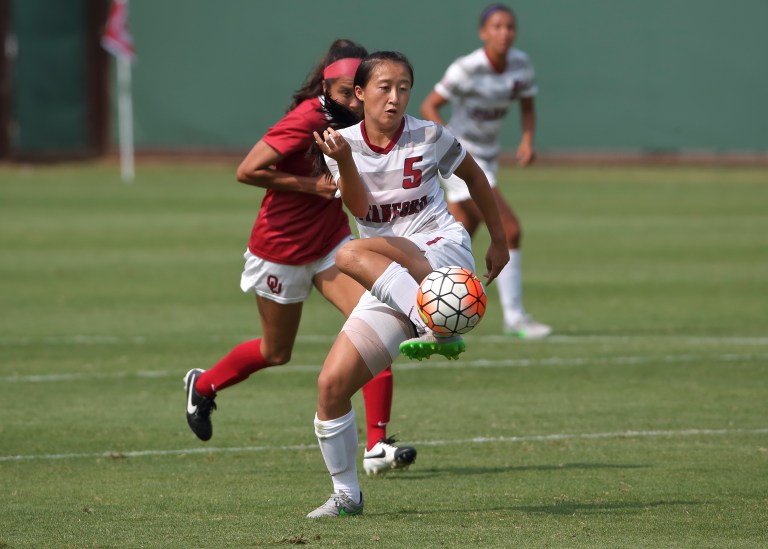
[365,450,386,459]
[186,376,197,415]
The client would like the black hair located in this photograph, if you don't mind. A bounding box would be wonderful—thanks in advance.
[287,39,368,112]
[311,50,415,176]
[310,96,360,176]
[479,3,515,27]
[354,50,414,89]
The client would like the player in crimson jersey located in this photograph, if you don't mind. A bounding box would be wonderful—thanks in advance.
[183,40,416,477]
[306,51,508,518]
[421,3,551,339]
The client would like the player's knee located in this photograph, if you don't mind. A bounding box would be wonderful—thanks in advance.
[261,345,292,366]
[317,368,351,406]
[505,220,522,248]
[334,241,359,273]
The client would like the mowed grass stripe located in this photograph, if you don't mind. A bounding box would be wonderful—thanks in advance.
[3,351,768,383]
[3,427,767,462]
[3,334,768,346]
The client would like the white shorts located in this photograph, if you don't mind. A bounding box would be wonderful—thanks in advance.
[407,224,476,274]
[441,156,498,203]
[239,236,353,304]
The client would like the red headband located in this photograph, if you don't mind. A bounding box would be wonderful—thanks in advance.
[323,58,362,80]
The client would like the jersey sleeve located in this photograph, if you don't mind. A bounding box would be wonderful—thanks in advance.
[517,55,538,98]
[434,124,467,178]
[434,59,469,100]
[262,102,319,156]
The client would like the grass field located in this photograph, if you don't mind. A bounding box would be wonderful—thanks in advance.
[1,161,767,548]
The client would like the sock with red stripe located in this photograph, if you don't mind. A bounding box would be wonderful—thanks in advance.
[195,339,267,398]
[362,367,393,450]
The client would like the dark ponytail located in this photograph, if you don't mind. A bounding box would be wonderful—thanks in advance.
[288,39,368,112]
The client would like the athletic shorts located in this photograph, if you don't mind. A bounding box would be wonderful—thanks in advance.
[240,235,353,304]
[406,224,476,274]
[441,156,497,203]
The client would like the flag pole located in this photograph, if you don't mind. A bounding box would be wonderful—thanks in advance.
[102,0,136,183]
[116,56,134,182]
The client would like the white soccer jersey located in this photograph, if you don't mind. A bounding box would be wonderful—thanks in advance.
[434,47,537,161]
[324,115,466,239]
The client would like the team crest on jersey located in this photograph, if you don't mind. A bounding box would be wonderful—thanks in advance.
[266,275,282,295]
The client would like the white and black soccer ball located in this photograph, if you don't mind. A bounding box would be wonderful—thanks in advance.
[416,266,487,336]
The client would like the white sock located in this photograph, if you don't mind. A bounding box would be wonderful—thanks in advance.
[314,409,361,503]
[370,262,426,330]
[497,249,524,326]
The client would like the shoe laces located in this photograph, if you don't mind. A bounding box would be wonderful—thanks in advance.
[196,396,217,417]
[379,436,400,448]
[329,492,352,508]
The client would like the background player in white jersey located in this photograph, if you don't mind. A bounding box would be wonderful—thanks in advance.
[421,3,551,339]
[306,51,508,518]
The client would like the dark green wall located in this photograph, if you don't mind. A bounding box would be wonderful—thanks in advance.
[126,0,768,154]
[11,0,90,154]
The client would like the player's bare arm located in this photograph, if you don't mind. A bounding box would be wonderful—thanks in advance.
[313,127,369,218]
[236,140,337,198]
[516,97,536,167]
[453,154,509,284]
[419,90,449,127]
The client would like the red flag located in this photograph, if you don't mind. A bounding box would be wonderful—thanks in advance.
[102,0,135,61]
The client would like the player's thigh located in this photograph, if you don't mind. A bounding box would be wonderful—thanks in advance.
[241,250,318,360]
[255,294,303,363]
[310,234,360,315]
[344,292,413,377]
[344,236,433,282]
[314,265,365,318]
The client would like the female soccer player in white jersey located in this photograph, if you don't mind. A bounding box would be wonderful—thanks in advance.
[420,3,551,339]
[306,51,508,518]
[181,40,417,477]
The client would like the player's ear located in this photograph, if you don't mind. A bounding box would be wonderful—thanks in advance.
[355,85,364,102]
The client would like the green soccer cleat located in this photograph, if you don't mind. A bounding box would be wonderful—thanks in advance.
[399,333,465,361]
[503,314,552,340]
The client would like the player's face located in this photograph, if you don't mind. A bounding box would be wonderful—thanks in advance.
[327,77,362,117]
[356,61,412,132]
[480,11,516,55]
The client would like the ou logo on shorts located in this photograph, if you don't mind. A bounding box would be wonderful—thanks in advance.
[267,275,282,295]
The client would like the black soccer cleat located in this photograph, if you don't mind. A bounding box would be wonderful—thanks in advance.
[183,368,216,441]
[363,436,417,476]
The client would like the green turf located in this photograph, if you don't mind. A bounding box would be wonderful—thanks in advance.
[1,162,767,548]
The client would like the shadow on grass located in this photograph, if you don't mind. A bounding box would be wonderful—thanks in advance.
[386,462,648,480]
[371,499,699,517]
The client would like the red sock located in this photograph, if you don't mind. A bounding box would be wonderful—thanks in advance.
[195,339,267,397]
[361,367,393,450]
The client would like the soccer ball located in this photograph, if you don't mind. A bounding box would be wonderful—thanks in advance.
[416,266,487,336]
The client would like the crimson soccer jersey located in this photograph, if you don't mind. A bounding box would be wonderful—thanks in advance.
[248,97,351,265]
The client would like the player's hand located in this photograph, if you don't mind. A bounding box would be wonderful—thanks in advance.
[313,128,352,162]
[516,142,535,167]
[314,173,338,199]
[483,240,510,285]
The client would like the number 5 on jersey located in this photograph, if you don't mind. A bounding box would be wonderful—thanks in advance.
[402,156,423,189]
